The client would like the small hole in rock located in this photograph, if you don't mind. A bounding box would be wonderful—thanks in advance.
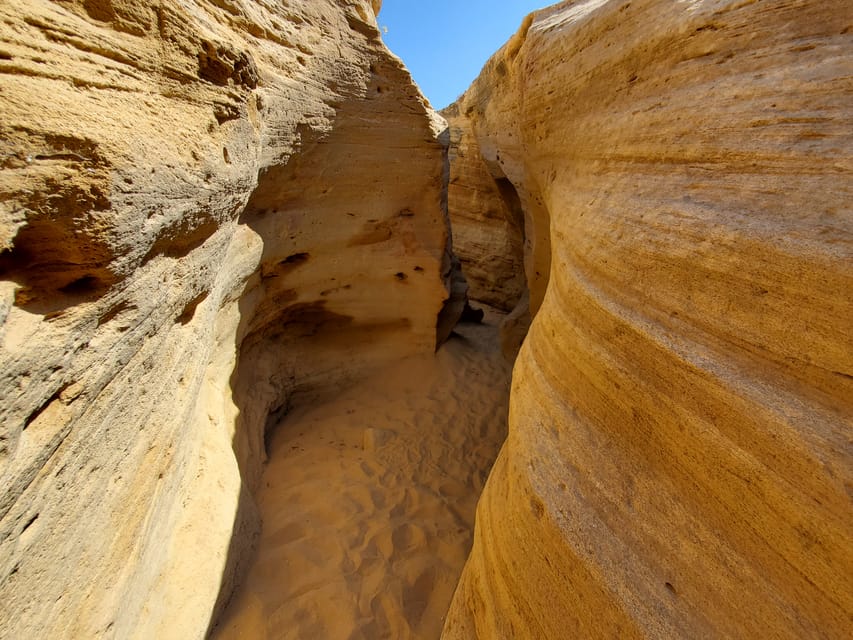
[394,272,407,281]
[665,582,676,595]
[60,275,101,295]
[281,252,310,265]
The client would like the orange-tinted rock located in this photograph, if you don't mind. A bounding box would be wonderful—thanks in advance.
[444,1,853,638]
[443,104,526,313]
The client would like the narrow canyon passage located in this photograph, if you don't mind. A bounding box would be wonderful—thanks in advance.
[212,314,512,639]
[3,2,849,639]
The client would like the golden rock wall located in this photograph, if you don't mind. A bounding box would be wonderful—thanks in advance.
[443,1,853,637]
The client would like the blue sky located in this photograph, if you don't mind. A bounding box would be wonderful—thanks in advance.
[378,1,548,110]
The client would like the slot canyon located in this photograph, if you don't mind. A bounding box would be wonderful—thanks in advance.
[0,0,850,639]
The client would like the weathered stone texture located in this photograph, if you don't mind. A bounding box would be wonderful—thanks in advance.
[443,1,853,638]
[0,1,454,637]
[442,103,526,313]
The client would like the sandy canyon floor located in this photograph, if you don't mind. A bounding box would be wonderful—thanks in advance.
[212,314,512,639]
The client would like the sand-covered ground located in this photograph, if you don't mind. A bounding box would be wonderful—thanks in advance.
[213,315,512,639]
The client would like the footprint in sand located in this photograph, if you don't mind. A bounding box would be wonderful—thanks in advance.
[360,530,392,562]
[343,484,377,514]
[438,480,468,499]
[391,522,427,553]
[354,545,384,576]
[269,521,306,546]
[388,490,413,518]
[402,567,436,627]
[367,593,400,638]
[369,488,387,510]
[359,459,379,478]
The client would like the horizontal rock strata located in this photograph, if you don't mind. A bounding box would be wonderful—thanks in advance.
[0,1,457,637]
[443,1,853,638]
[443,104,526,314]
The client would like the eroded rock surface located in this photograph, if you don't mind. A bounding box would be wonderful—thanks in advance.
[442,104,525,314]
[444,1,853,638]
[0,1,457,637]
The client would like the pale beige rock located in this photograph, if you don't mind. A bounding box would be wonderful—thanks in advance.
[0,1,457,637]
[444,1,853,638]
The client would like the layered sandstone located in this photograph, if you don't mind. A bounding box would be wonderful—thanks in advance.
[444,1,853,638]
[0,1,458,637]
[442,104,525,314]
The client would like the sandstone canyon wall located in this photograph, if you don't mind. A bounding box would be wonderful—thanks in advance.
[442,103,526,314]
[443,1,852,638]
[442,104,532,359]
[0,1,458,637]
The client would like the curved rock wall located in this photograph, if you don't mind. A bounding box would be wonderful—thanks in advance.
[444,1,852,637]
[0,1,454,637]
[443,103,526,313]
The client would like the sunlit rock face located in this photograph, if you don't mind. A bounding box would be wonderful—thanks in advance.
[0,1,455,637]
[443,1,852,638]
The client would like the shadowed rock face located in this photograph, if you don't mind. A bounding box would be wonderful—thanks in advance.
[443,1,852,638]
[0,1,457,637]
[442,103,526,314]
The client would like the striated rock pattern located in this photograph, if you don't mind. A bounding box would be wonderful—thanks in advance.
[443,103,526,313]
[0,1,457,637]
[444,1,853,638]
